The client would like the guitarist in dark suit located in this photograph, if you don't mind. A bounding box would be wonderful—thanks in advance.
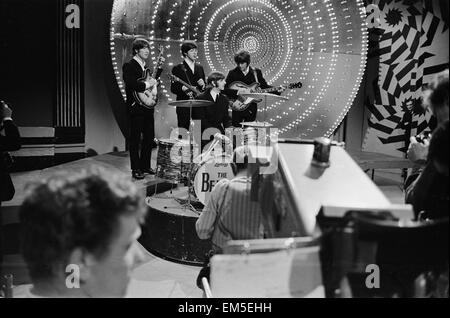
[225,50,283,127]
[123,38,164,180]
[171,41,206,132]
[194,72,232,150]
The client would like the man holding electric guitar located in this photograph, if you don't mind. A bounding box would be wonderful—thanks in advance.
[123,38,165,180]
[225,50,302,127]
[224,50,276,127]
[170,41,206,131]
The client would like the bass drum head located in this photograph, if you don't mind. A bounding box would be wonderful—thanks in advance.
[193,155,234,205]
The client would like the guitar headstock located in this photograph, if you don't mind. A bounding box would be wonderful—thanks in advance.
[288,81,303,89]
[154,45,165,67]
[157,45,164,55]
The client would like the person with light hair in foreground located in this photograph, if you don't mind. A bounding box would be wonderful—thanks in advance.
[19,168,147,297]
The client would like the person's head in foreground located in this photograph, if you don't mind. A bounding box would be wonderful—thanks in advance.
[423,69,449,125]
[232,145,252,175]
[19,168,147,298]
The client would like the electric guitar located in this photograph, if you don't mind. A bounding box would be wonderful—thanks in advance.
[228,81,302,111]
[167,74,203,98]
[133,45,165,109]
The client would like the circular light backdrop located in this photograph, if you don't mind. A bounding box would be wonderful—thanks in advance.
[110,0,368,139]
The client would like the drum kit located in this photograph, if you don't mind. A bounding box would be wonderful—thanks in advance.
[154,93,288,211]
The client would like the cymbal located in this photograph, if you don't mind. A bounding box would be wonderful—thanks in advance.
[168,100,214,108]
[240,121,274,128]
[240,93,289,101]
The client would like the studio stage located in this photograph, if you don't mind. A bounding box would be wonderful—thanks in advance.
[3,144,413,297]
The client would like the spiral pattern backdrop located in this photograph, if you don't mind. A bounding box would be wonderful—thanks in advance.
[110,0,368,139]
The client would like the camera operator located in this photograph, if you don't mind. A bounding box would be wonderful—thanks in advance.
[1,100,21,277]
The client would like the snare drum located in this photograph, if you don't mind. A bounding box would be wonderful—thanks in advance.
[156,139,190,182]
[191,155,234,205]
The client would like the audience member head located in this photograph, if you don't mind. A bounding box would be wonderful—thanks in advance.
[1,100,13,121]
[423,69,449,124]
[232,145,251,174]
[19,168,147,297]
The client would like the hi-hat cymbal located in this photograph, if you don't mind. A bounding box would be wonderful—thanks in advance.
[168,100,214,108]
[240,93,289,101]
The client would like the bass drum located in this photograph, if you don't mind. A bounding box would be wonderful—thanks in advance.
[192,155,234,206]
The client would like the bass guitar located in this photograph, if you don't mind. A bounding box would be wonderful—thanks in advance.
[133,45,165,109]
[167,74,203,98]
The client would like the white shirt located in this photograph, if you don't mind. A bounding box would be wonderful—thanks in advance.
[184,58,196,74]
[210,89,219,102]
[133,56,151,89]
[242,66,250,76]
[133,56,146,72]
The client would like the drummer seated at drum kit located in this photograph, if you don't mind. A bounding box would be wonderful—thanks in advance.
[192,72,233,151]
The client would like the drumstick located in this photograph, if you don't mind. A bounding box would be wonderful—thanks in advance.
[192,139,219,163]
[203,139,221,158]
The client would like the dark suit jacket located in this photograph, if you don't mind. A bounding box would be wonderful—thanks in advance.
[1,120,21,201]
[171,61,206,100]
[171,61,206,130]
[194,89,232,136]
[122,58,163,116]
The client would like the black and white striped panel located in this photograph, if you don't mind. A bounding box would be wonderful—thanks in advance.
[56,0,83,128]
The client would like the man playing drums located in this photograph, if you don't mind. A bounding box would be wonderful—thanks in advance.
[193,72,233,152]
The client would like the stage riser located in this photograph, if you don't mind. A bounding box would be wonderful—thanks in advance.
[139,206,211,267]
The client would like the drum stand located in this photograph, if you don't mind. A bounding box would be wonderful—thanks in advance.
[162,98,213,213]
[239,92,289,145]
[178,104,198,213]
[146,140,180,202]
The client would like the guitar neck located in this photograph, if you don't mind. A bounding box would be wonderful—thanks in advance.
[258,82,300,93]
[259,86,280,94]
[151,47,164,78]
[151,67,158,79]
[172,76,201,95]
[183,82,199,93]
[151,62,163,79]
